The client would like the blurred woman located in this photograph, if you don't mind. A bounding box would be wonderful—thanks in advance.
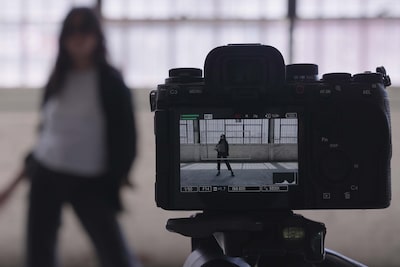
[25,7,139,267]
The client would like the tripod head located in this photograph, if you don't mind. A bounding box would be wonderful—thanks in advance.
[167,211,366,267]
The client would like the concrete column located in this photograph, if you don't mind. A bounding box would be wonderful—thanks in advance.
[194,119,200,144]
[268,119,275,144]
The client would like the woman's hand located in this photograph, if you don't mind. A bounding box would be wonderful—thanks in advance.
[0,168,26,209]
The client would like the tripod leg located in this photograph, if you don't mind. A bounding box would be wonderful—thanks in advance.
[184,237,250,267]
[191,237,223,253]
[258,255,316,267]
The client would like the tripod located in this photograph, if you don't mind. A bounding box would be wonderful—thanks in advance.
[167,211,366,267]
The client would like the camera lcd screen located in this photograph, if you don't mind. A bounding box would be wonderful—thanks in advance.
[179,112,298,193]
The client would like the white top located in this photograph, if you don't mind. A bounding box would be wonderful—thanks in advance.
[34,68,107,177]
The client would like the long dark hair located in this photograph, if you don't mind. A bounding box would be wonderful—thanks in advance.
[44,7,109,102]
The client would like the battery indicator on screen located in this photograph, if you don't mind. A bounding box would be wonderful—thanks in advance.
[285,113,297,118]
[204,114,213,120]
[181,114,199,120]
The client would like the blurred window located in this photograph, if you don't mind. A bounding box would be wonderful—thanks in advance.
[0,0,96,88]
[0,0,399,88]
[298,0,400,18]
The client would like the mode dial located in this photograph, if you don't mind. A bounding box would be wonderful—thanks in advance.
[322,73,351,83]
[353,73,383,84]
[166,68,203,84]
[286,64,318,82]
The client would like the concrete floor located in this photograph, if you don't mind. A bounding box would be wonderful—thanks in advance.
[181,162,298,187]
[0,89,400,266]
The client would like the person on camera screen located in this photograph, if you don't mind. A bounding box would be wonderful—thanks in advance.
[215,134,234,177]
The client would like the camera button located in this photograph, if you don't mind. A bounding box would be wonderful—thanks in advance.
[295,85,305,94]
[169,89,178,95]
[322,193,331,200]
[322,73,351,83]
[319,150,351,183]
[319,87,332,97]
[361,89,373,96]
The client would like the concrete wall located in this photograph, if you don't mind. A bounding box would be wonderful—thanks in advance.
[180,143,298,162]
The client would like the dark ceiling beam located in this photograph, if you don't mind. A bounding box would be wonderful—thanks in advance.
[288,0,297,63]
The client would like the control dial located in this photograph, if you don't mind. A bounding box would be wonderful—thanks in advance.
[322,73,351,83]
[166,68,203,84]
[319,150,352,183]
[353,73,383,84]
[286,64,318,82]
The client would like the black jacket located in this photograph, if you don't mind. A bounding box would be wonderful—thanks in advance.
[98,65,137,210]
[217,140,229,157]
[34,65,137,211]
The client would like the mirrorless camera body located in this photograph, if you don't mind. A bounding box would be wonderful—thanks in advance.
[150,44,391,211]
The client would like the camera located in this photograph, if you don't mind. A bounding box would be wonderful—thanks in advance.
[150,44,392,211]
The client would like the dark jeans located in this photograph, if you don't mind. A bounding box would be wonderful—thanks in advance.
[217,154,232,171]
[26,162,140,267]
